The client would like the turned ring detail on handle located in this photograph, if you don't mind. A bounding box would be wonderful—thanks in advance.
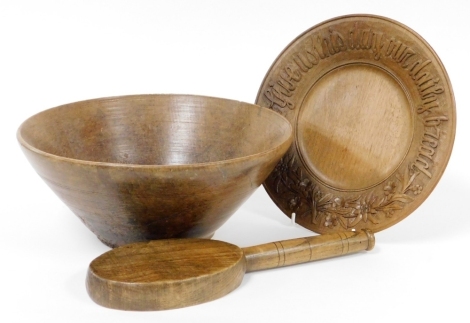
[243,229,374,272]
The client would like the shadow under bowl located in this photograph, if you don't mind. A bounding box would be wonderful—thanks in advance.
[17,94,293,247]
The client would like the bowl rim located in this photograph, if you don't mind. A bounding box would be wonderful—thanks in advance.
[17,93,293,169]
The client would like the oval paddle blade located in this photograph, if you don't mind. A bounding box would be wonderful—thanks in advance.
[86,239,245,310]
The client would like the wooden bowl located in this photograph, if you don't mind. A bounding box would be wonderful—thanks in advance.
[17,94,293,247]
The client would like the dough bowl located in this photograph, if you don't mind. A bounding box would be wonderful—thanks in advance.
[18,94,293,247]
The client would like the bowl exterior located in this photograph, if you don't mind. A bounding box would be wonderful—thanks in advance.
[19,139,290,247]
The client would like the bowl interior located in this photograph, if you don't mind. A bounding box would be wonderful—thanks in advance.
[19,95,292,166]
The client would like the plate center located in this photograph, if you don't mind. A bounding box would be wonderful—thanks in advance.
[297,64,412,190]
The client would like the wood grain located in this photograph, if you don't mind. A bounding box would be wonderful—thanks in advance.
[17,94,293,247]
[86,230,374,310]
[87,239,246,311]
[256,14,456,234]
[243,230,374,272]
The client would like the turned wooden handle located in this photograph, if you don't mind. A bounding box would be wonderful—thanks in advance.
[242,230,374,272]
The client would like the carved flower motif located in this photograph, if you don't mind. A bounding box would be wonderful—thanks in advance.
[332,197,346,208]
[270,152,419,230]
[412,185,423,195]
[271,158,291,193]
[349,196,379,225]
[299,178,312,191]
[289,196,301,211]
[384,181,397,196]
[324,213,338,227]
[354,202,369,216]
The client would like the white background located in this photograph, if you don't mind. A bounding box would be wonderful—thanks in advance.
[2,1,468,322]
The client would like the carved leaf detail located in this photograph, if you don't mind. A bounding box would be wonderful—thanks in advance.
[388,194,414,203]
[270,153,421,230]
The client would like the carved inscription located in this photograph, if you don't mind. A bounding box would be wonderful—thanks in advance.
[264,25,388,113]
[413,115,448,178]
[263,23,447,117]
[263,20,450,229]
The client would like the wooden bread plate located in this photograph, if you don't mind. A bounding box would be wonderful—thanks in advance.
[256,14,456,234]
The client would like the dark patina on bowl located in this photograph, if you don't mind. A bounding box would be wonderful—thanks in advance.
[18,94,292,247]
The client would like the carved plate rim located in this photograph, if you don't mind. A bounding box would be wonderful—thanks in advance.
[256,14,456,234]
